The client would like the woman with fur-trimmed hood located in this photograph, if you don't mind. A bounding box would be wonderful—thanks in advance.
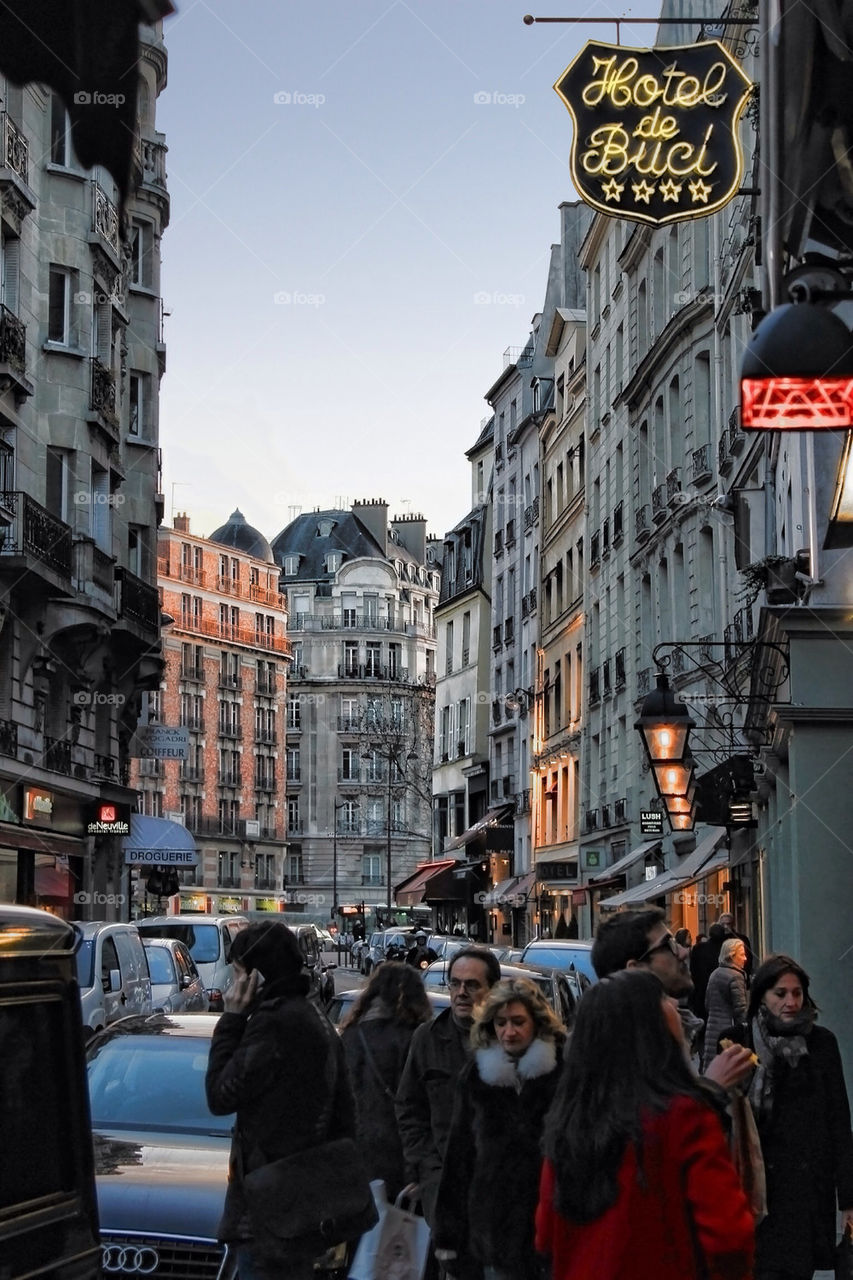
[433,978,566,1280]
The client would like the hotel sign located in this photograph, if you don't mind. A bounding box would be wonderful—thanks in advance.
[555,41,753,226]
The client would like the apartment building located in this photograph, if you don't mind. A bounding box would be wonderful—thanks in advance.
[0,23,168,918]
[273,500,438,929]
[145,511,290,914]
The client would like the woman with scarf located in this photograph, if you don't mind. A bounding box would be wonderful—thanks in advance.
[340,961,432,1200]
[702,936,749,1072]
[433,978,566,1280]
[741,954,853,1280]
[206,921,356,1280]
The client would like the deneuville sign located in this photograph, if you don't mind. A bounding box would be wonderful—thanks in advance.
[555,40,753,226]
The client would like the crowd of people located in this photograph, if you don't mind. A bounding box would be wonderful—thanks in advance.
[204,914,853,1280]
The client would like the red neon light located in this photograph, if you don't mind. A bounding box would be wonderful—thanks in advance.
[741,377,853,430]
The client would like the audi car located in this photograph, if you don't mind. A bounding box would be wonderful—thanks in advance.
[87,1014,347,1279]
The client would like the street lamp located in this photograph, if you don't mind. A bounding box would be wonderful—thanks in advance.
[332,798,358,960]
[635,672,696,832]
[363,743,418,920]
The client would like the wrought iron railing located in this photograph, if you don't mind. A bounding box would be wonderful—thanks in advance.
[0,304,26,375]
[1,112,28,182]
[0,491,72,577]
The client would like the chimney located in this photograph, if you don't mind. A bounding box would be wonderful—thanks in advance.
[174,512,191,533]
[391,513,427,563]
[352,498,388,552]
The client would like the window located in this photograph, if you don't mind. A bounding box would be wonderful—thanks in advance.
[128,371,150,436]
[287,799,301,836]
[344,641,359,677]
[45,447,71,522]
[365,643,381,677]
[325,552,342,573]
[218,850,240,888]
[283,555,299,574]
[340,798,359,831]
[362,853,382,885]
[50,92,71,166]
[366,798,383,835]
[286,746,300,782]
[0,442,13,495]
[341,746,359,781]
[90,463,111,552]
[445,621,454,674]
[48,267,71,344]
[1,229,20,314]
[287,694,301,730]
[130,219,153,289]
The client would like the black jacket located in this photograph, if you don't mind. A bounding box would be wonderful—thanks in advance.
[205,977,355,1249]
[738,1021,853,1273]
[433,1038,561,1279]
[341,1016,420,1200]
[395,1008,471,1225]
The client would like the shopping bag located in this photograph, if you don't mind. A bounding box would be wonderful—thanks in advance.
[836,1224,853,1280]
[348,1181,431,1280]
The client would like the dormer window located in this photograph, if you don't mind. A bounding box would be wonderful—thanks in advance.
[283,555,300,575]
[317,519,337,538]
[325,552,342,573]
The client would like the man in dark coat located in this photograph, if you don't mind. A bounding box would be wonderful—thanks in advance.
[689,921,726,1021]
[206,921,355,1280]
[396,947,500,1277]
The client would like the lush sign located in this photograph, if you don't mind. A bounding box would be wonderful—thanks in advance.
[555,40,753,225]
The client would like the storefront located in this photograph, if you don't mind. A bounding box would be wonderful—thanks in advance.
[0,784,90,918]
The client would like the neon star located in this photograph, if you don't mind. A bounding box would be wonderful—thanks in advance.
[632,179,655,204]
[601,177,625,202]
[689,178,712,203]
[659,178,682,202]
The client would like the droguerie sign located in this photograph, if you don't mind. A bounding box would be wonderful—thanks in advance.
[555,40,753,226]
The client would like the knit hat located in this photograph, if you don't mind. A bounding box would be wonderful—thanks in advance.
[231,921,304,981]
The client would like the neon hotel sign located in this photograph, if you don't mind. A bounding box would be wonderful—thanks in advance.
[555,40,754,225]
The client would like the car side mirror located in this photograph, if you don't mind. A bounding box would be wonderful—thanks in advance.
[108,968,121,993]
[180,974,192,989]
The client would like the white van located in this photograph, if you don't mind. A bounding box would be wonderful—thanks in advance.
[137,914,249,1010]
[74,921,153,1037]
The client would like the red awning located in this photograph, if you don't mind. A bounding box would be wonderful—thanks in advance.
[395,859,458,907]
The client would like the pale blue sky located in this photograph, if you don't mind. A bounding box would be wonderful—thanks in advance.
[157,0,660,545]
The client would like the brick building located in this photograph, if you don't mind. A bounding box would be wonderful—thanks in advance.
[136,510,291,915]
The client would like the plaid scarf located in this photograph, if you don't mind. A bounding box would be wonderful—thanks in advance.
[748,1003,815,1125]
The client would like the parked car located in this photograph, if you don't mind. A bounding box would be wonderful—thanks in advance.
[142,937,207,1014]
[360,926,422,976]
[0,904,100,1280]
[137,914,249,1011]
[290,923,337,1005]
[75,920,153,1038]
[421,960,581,1026]
[325,986,452,1030]
[519,939,597,982]
[428,935,477,962]
[86,1013,348,1278]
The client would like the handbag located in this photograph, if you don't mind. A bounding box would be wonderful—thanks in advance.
[348,1181,431,1280]
[836,1224,853,1280]
[241,1013,378,1254]
[728,1093,767,1224]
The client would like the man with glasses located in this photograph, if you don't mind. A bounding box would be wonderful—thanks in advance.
[396,946,500,1271]
[591,907,753,1089]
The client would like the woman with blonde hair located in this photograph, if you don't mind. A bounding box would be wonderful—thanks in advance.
[702,935,749,1072]
[433,978,566,1280]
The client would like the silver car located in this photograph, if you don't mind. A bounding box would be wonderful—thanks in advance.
[143,937,207,1014]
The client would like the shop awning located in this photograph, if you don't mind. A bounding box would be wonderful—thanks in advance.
[443,803,515,853]
[123,815,198,866]
[598,827,728,910]
[587,839,663,887]
[395,859,458,907]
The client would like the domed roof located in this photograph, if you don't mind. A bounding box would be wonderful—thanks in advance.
[209,509,274,563]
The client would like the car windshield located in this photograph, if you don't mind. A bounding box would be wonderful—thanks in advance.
[144,947,175,985]
[524,946,596,980]
[75,939,95,988]
[140,924,220,965]
[88,1034,233,1136]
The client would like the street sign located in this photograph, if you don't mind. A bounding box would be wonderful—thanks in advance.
[123,846,198,866]
[131,725,189,760]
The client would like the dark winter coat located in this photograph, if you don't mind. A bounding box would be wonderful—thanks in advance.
[747,1022,853,1274]
[395,1008,471,1226]
[688,928,724,1021]
[341,1015,420,1200]
[702,961,748,1071]
[433,1037,562,1280]
[205,975,355,1256]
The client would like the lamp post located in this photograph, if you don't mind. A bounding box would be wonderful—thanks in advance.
[635,672,697,831]
[332,798,357,962]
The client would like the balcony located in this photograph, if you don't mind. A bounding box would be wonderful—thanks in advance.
[614,797,627,823]
[173,612,291,656]
[90,357,119,433]
[0,492,72,581]
[256,676,277,696]
[601,803,611,829]
[602,517,610,557]
[180,716,204,733]
[92,182,121,257]
[615,647,626,689]
[492,698,502,725]
[255,729,277,746]
[0,304,30,401]
[728,404,744,453]
[719,433,732,474]
[635,504,651,543]
[43,737,72,776]
[590,530,601,568]
[218,723,242,740]
[652,482,668,524]
[505,518,516,547]
[219,674,243,691]
[666,467,682,508]
[179,764,204,783]
[584,809,599,832]
[117,566,159,633]
[337,715,360,733]
[494,529,504,557]
[602,659,612,697]
[492,625,502,651]
[218,771,241,787]
[180,664,205,683]
[691,443,713,485]
[254,776,276,793]
[286,769,301,784]
[1,111,28,184]
[0,719,17,758]
[93,753,117,780]
[504,616,514,644]
[589,668,600,705]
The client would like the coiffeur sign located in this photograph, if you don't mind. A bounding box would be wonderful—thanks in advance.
[555,40,753,226]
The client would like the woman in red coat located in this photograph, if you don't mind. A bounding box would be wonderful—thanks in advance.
[536,969,754,1280]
